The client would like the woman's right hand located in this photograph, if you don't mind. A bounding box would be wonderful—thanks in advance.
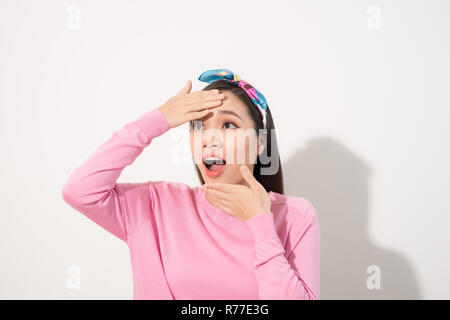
[158,80,225,128]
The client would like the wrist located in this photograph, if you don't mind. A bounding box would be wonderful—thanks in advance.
[157,106,172,128]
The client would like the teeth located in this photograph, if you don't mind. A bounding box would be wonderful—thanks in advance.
[204,156,226,165]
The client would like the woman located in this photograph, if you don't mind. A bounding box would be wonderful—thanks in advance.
[62,68,320,300]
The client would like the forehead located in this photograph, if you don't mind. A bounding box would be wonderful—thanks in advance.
[209,90,249,118]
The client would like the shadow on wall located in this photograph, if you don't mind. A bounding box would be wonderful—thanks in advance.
[283,137,422,299]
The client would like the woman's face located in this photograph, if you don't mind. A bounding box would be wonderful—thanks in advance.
[190,90,263,186]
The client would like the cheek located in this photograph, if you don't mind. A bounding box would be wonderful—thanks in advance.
[224,133,258,165]
[190,132,203,165]
[236,139,246,161]
[244,135,259,163]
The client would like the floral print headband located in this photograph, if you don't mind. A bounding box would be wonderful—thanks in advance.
[197,69,268,129]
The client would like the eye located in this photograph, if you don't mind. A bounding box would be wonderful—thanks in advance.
[223,122,238,129]
[192,121,204,130]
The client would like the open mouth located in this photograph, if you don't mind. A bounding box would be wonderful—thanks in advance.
[203,156,226,177]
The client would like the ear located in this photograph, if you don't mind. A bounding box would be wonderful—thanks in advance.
[257,129,267,156]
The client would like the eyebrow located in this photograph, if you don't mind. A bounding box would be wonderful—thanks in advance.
[217,109,243,121]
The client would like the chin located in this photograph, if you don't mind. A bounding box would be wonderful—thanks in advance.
[202,162,226,179]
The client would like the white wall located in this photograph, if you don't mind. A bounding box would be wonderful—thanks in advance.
[1,0,449,299]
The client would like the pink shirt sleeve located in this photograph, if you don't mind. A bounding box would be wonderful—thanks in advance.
[61,108,170,242]
[245,202,320,300]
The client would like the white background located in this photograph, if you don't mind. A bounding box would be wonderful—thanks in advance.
[1,0,449,299]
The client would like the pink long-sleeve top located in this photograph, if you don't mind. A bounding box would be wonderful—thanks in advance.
[61,108,320,300]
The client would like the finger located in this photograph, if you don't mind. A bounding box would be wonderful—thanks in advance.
[193,99,223,111]
[200,89,222,97]
[186,97,223,113]
[204,183,234,192]
[208,194,233,214]
[179,80,192,95]
[190,89,224,100]
[240,165,260,189]
[189,94,224,109]
[189,108,213,121]
[205,187,232,201]
[215,202,232,215]
[204,183,243,194]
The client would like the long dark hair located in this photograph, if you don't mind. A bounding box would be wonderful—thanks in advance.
[189,79,284,194]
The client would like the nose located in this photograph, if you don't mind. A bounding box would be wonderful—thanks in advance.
[203,139,222,150]
[202,129,223,150]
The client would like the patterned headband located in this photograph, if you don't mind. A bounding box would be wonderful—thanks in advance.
[197,69,268,129]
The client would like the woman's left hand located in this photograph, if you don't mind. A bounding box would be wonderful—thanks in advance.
[201,165,272,223]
